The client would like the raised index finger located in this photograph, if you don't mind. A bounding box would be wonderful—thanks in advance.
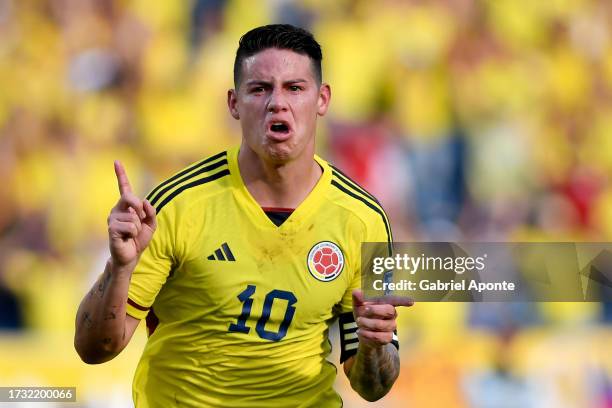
[114,160,132,196]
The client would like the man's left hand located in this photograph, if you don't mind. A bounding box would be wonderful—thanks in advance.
[352,289,413,349]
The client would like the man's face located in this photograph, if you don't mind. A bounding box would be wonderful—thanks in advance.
[228,48,330,164]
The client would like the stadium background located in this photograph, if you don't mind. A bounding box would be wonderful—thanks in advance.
[0,0,611,406]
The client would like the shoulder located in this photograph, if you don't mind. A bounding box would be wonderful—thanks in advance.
[323,160,393,242]
[146,150,231,215]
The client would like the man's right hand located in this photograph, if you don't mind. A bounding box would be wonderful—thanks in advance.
[74,160,151,364]
[108,161,157,270]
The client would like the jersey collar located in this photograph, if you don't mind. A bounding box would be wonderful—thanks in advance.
[227,145,331,231]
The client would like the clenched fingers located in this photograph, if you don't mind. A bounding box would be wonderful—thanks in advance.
[353,303,397,320]
[142,199,157,230]
[356,329,395,345]
[356,316,396,332]
[109,220,140,239]
[108,212,142,235]
[115,191,146,219]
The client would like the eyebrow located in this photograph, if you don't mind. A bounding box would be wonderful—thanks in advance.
[245,78,309,86]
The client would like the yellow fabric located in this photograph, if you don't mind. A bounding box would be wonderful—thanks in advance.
[126,146,391,407]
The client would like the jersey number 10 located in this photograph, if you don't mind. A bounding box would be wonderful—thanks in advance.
[228,285,297,341]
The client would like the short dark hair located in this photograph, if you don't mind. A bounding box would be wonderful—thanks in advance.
[233,24,323,87]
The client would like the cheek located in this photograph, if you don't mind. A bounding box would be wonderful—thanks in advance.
[294,98,319,119]
[239,94,263,110]
[239,102,263,123]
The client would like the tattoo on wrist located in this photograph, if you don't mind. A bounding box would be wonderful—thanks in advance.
[82,312,93,329]
[103,311,116,320]
[97,272,111,298]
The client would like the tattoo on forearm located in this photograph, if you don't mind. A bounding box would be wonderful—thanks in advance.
[82,312,93,329]
[104,311,116,320]
[350,345,400,400]
[97,271,111,297]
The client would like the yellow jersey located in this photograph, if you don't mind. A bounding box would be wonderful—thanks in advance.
[126,146,392,407]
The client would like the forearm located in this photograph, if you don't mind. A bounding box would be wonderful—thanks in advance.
[347,343,400,402]
[74,258,134,364]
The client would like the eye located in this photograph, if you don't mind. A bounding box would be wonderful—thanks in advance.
[289,85,302,92]
[250,86,265,94]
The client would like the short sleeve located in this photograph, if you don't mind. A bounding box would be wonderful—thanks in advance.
[336,210,394,363]
[336,211,392,314]
[126,204,177,319]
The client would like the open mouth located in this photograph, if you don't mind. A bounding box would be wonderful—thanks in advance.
[270,122,290,133]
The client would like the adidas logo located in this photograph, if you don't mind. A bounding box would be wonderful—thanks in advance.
[207,242,236,261]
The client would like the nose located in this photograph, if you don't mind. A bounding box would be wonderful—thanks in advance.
[267,88,288,113]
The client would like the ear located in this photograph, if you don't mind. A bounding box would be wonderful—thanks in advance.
[227,89,240,120]
[317,83,331,117]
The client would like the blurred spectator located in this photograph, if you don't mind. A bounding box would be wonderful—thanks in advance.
[0,0,611,406]
[0,282,23,330]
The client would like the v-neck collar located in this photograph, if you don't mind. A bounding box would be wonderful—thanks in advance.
[227,146,331,231]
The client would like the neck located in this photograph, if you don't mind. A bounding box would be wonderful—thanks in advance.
[238,145,322,209]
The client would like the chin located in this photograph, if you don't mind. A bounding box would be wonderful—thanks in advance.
[263,145,294,164]
[260,138,298,163]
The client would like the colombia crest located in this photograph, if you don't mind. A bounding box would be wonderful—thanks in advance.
[307,241,344,282]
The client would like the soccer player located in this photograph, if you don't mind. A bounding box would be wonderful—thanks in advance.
[74,24,412,407]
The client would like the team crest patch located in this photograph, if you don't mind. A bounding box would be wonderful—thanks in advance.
[307,241,344,282]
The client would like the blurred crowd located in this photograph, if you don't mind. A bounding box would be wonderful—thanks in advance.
[0,0,611,407]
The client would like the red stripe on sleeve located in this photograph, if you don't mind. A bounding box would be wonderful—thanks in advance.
[127,298,150,311]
